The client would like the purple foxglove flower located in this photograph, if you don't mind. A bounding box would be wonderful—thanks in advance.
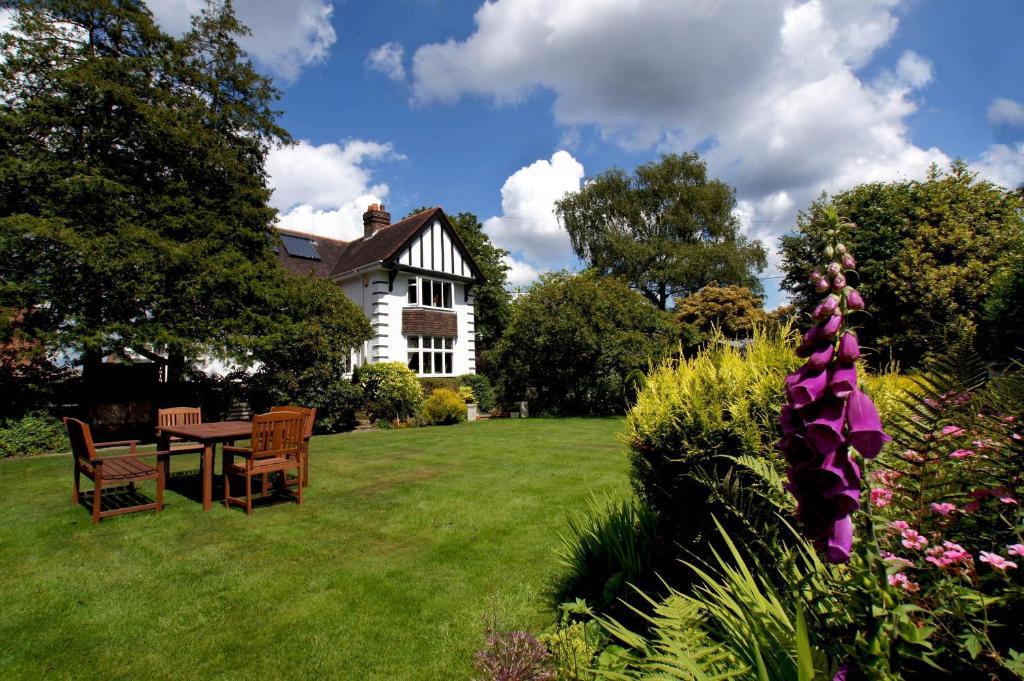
[836,332,860,363]
[846,389,891,458]
[809,270,822,282]
[819,313,842,339]
[780,404,803,435]
[830,362,857,398]
[833,663,851,681]
[806,398,847,454]
[841,253,856,270]
[832,273,847,290]
[845,287,864,310]
[806,341,835,370]
[827,262,841,277]
[835,243,847,256]
[788,366,828,410]
[824,515,853,563]
[815,277,830,293]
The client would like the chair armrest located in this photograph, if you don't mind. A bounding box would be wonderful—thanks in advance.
[94,439,139,453]
[222,445,252,456]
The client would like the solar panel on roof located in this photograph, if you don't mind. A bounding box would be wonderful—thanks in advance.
[280,234,321,260]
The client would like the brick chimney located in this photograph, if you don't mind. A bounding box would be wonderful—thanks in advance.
[362,203,391,239]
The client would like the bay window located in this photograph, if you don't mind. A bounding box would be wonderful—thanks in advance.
[407,335,455,375]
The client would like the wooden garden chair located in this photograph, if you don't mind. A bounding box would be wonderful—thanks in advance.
[65,417,169,524]
[222,411,305,516]
[270,405,316,488]
[156,407,205,476]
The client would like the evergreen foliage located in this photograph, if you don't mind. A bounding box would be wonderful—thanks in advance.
[491,271,676,415]
[780,162,1024,367]
[0,1,371,380]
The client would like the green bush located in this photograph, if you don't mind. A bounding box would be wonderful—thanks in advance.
[625,324,801,553]
[356,362,423,423]
[492,271,676,415]
[553,494,658,612]
[460,373,495,412]
[418,376,461,396]
[418,388,466,426]
[0,412,68,457]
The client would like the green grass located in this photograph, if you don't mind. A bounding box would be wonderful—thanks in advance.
[0,417,628,680]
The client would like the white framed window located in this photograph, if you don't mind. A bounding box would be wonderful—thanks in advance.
[407,335,455,375]
[405,276,454,309]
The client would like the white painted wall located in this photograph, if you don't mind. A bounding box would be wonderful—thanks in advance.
[337,267,476,376]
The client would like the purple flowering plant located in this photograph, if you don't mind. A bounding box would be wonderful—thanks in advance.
[778,209,890,563]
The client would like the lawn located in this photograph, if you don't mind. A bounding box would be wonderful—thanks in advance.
[0,417,629,680]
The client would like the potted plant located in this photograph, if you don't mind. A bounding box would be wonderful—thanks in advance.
[458,385,478,421]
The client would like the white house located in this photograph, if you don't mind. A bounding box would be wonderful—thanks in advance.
[273,205,485,377]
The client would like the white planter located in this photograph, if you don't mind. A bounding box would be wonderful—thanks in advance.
[467,403,478,421]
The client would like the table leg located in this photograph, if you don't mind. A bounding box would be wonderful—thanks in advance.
[203,442,214,512]
[157,432,171,479]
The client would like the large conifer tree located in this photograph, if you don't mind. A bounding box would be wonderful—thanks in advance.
[0,0,370,380]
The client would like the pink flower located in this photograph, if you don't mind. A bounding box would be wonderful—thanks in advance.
[1013,433,1022,441]
[889,520,909,531]
[941,425,965,437]
[888,573,920,592]
[972,438,997,450]
[949,449,975,459]
[979,552,1018,571]
[1006,544,1024,558]
[930,502,957,516]
[882,552,914,568]
[901,529,928,550]
[1000,496,1018,505]
[871,488,893,508]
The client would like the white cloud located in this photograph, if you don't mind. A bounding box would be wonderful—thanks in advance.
[987,98,1024,127]
[366,42,406,82]
[482,151,585,282]
[975,143,1024,190]
[412,0,953,307]
[147,0,335,81]
[504,256,542,287]
[267,139,402,240]
[0,8,15,35]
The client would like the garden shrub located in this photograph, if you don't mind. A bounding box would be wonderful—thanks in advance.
[356,362,422,423]
[461,373,496,412]
[0,412,67,457]
[418,376,461,396]
[553,494,657,612]
[474,629,554,681]
[418,388,466,426]
[624,324,800,550]
[491,271,676,415]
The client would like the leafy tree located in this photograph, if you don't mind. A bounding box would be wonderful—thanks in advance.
[982,242,1024,360]
[491,271,676,415]
[780,162,1024,367]
[674,284,767,345]
[0,1,370,385]
[555,153,767,310]
[405,208,512,360]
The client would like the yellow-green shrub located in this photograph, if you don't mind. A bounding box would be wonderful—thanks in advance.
[624,324,801,544]
[419,388,466,426]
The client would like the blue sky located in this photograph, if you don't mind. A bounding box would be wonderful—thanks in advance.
[143,0,1024,308]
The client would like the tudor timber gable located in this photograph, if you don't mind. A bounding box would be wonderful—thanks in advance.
[273,205,485,376]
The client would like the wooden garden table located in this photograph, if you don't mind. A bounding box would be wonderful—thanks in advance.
[156,421,252,511]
